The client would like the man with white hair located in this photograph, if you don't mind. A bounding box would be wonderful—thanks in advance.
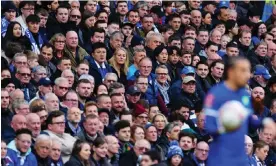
[11,99,30,116]
[65,107,82,136]
[61,69,75,88]
[45,93,59,112]
[193,141,210,165]
[50,139,63,165]
[34,134,52,165]
[53,77,69,100]
[103,73,118,89]
[145,32,164,61]
[245,135,256,166]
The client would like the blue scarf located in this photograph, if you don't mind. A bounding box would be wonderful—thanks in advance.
[25,29,44,54]
[1,17,9,37]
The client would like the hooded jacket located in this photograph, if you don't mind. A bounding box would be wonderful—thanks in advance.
[7,140,37,166]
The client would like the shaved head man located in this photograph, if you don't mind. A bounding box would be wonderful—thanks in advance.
[194,141,209,164]
[11,114,27,131]
[26,113,41,138]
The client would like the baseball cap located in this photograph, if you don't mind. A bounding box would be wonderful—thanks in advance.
[121,21,134,28]
[253,65,271,80]
[127,85,141,95]
[150,6,165,18]
[226,41,238,48]
[182,76,196,84]
[38,77,52,86]
[181,66,195,75]
[131,35,145,47]
[219,1,229,8]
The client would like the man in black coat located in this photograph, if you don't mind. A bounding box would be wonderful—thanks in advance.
[34,134,52,166]
[84,42,113,88]
[119,139,151,166]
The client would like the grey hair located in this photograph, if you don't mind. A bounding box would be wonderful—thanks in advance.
[61,69,74,77]
[12,99,28,112]
[54,77,68,85]
[32,65,46,74]
[110,31,124,40]
[35,134,52,146]
[229,9,237,15]
[104,73,118,81]
[13,52,27,61]
[133,48,146,55]
[155,65,168,73]
[109,82,124,95]
[79,74,94,82]
[45,93,58,101]
[145,32,164,46]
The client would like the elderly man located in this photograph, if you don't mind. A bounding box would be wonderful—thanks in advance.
[31,77,53,102]
[103,73,118,89]
[210,29,222,45]
[144,32,163,61]
[192,141,210,165]
[11,53,28,74]
[31,65,47,89]
[171,76,202,111]
[64,31,88,69]
[119,139,151,166]
[44,111,76,163]
[53,77,69,101]
[61,90,79,114]
[34,134,52,165]
[105,135,120,165]
[61,69,75,88]
[107,31,124,60]
[50,139,63,165]
[26,113,41,142]
[9,89,24,109]
[15,66,36,102]
[250,65,271,90]
[7,129,37,165]
[11,99,29,116]
[45,92,59,112]
[65,107,82,136]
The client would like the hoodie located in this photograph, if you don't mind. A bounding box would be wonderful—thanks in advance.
[7,140,37,166]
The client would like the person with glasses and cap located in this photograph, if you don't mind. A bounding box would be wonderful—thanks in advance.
[249,64,272,91]
[126,85,142,109]
[30,77,53,103]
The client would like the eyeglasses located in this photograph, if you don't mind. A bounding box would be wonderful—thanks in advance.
[19,73,31,77]
[15,61,27,65]
[52,121,65,125]
[58,86,69,90]
[70,15,81,19]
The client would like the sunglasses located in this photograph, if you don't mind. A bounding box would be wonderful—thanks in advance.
[71,15,81,19]
[20,73,31,77]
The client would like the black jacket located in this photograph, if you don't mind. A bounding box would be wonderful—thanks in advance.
[14,78,36,102]
[247,51,271,69]
[119,149,138,166]
[34,150,52,166]
[65,155,90,166]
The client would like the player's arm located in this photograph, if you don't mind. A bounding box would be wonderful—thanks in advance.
[204,107,225,136]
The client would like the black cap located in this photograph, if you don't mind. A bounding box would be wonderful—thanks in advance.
[38,77,52,86]
[202,1,217,8]
[226,41,238,48]
[127,85,141,95]
[150,5,165,18]
[121,22,134,28]
[2,2,17,13]
[131,35,145,47]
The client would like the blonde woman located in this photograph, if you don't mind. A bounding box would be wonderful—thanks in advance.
[109,47,129,86]
[152,113,168,137]
[49,33,68,65]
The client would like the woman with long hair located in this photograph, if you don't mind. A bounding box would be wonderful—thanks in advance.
[252,140,269,166]
[201,11,212,31]
[79,11,97,46]
[109,47,129,86]
[2,21,31,56]
[91,137,110,166]
[49,33,68,65]
[152,113,168,137]
[252,22,267,46]
[65,140,91,166]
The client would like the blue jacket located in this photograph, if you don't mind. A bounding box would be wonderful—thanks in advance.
[84,56,113,87]
[204,82,261,166]
[7,141,37,166]
[129,71,159,105]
